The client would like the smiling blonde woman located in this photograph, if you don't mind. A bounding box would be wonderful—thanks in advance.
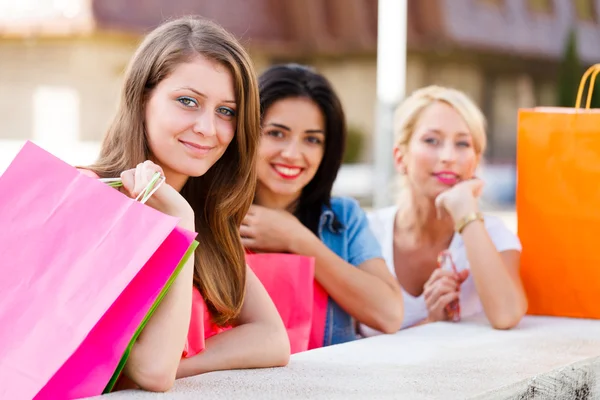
[361,85,528,336]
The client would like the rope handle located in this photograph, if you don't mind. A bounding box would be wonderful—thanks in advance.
[99,172,165,204]
[575,63,600,110]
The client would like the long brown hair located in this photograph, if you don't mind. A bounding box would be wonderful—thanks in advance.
[89,16,260,325]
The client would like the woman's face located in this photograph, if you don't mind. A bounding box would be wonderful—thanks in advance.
[395,101,479,200]
[256,97,325,205]
[145,55,237,189]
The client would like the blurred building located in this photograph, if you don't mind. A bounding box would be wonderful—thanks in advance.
[1,0,600,170]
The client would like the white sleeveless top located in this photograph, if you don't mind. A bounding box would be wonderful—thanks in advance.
[359,206,521,337]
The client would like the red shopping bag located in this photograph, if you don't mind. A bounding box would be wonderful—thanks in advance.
[0,141,197,400]
[246,253,328,353]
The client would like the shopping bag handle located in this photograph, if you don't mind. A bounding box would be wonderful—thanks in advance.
[99,172,165,204]
[575,63,600,110]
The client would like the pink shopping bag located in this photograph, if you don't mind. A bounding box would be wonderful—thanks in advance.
[0,141,197,400]
[246,253,328,353]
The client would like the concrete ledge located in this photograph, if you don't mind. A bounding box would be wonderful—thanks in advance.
[473,356,600,400]
[94,315,600,399]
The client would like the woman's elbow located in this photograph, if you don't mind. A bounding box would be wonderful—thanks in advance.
[126,363,178,393]
[373,294,404,334]
[273,346,291,368]
[489,300,528,330]
[271,324,291,366]
[490,316,521,330]
[376,308,404,334]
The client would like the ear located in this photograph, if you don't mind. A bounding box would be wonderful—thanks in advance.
[393,145,407,174]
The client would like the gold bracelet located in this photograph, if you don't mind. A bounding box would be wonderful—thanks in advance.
[455,212,484,234]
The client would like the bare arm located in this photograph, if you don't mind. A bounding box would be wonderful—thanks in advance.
[241,203,404,334]
[291,230,404,334]
[435,179,527,330]
[122,217,195,392]
[117,162,198,392]
[460,220,527,329]
[176,266,290,379]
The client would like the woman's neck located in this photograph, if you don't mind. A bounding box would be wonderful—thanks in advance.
[395,188,455,247]
[254,184,299,212]
[163,168,188,192]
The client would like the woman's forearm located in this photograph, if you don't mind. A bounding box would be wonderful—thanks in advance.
[460,221,527,329]
[291,232,403,334]
[123,218,195,392]
[176,321,289,378]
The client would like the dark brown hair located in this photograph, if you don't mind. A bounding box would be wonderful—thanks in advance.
[258,64,346,234]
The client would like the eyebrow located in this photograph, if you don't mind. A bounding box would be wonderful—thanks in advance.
[425,128,470,137]
[266,122,325,134]
[176,87,236,105]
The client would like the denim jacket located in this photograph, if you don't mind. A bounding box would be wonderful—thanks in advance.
[318,196,383,347]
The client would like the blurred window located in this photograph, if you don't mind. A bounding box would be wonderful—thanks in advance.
[575,0,597,21]
[528,0,553,14]
[478,0,505,7]
[33,86,80,145]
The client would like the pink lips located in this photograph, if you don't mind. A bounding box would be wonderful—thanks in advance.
[433,172,460,186]
[179,140,213,156]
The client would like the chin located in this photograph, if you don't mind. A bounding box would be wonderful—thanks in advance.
[189,168,211,178]
[173,164,210,179]
[190,158,222,177]
[269,182,303,197]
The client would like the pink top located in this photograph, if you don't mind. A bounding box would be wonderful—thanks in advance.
[182,288,231,358]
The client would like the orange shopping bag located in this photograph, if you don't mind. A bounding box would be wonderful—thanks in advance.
[517,64,600,319]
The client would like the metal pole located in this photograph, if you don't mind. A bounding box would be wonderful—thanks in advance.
[373,0,407,208]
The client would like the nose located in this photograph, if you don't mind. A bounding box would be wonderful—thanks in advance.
[439,141,457,164]
[193,111,217,137]
[280,137,302,161]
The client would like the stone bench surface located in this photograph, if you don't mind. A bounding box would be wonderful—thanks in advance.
[92,315,600,399]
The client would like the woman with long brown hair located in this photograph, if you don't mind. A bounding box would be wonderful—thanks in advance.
[83,16,289,392]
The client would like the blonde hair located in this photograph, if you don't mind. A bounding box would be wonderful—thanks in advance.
[394,85,487,155]
[89,16,260,325]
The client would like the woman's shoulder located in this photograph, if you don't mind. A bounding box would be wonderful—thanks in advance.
[367,206,398,229]
[328,196,367,226]
[78,168,99,179]
[367,205,397,224]
[482,214,515,235]
[329,196,361,211]
[365,206,397,242]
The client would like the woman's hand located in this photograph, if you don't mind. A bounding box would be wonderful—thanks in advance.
[434,178,484,223]
[240,205,308,253]
[120,161,193,222]
[423,268,469,322]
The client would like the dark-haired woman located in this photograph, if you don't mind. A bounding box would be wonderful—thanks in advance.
[240,64,404,348]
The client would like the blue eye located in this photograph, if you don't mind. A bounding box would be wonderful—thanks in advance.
[217,107,236,117]
[424,137,439,145]
[177,96,198,107]
[457,141,471,148]
[306,136,323,145]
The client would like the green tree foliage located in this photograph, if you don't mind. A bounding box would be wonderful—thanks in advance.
[557,28,600,108]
